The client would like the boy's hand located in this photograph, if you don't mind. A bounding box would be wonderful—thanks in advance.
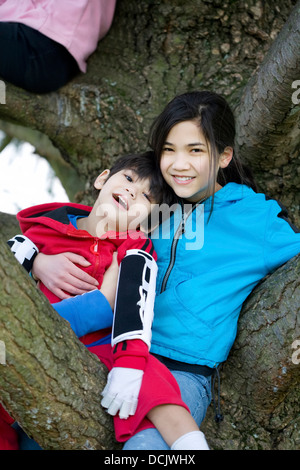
[32,252,99,299]
[101,367,144,419]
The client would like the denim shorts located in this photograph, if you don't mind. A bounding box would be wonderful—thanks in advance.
[123,370,212,450]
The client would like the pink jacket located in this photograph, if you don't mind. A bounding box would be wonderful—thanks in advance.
[0,0,116,72]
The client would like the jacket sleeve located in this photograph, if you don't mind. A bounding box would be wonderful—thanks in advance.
[112,339,149,371]
[7,234,39,273]
[116,234,157,263]
[263,200,300,273]
[52,289,113,338]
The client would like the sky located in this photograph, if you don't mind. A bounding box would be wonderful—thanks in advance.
[0,131,69,215]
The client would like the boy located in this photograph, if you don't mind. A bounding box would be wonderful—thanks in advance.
[4,152,209,450]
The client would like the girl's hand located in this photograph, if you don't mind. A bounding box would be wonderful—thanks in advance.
[32,252,99,299]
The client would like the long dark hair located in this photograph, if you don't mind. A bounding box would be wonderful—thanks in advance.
[148,91,257,205]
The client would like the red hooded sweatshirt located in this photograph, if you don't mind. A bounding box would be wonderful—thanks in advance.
[16,202,156,303]
[1,202,188,446]
[0,202,158,448]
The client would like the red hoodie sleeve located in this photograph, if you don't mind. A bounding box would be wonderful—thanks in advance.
[0,405,19,450]
[117,234,157,264]
[112,339,149,371]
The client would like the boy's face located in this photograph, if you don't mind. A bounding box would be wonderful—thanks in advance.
[93,168,154,235]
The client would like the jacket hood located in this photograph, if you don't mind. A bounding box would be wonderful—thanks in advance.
[203,183,255,211]
[17,202,145,241]
[17,202,92,237]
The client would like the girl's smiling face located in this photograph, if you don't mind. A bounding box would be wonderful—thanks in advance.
[160,120,215,203]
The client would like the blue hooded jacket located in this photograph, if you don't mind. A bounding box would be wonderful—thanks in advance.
[150,183,300,368]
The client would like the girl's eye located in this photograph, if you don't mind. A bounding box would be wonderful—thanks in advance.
[125,174,133,182]
[143,193,151,201]
[162,146,174,152]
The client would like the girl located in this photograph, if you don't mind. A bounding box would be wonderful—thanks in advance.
[124,90,300,449]
[8,91,300,450]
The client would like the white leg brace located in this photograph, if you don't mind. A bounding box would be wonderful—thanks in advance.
[112,249,158,349]
[7,234,39,272]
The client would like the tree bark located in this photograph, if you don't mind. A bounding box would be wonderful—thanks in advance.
[235,0,300,225]
[0,240,118,450]
[0,211,20,241]
[0,1,298,211]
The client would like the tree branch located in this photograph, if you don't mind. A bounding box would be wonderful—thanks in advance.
[0,240,118,450]
[235,0,300,223]
[236,1,300,157]
[0,121,84,201]
[0,211,20,241]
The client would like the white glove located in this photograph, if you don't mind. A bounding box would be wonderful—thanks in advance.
[101,367,144,419]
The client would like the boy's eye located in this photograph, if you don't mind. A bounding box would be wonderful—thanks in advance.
[125,174,133,182]
[143,193,151,201]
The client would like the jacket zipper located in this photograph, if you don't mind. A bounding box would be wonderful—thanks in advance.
[90,239,100,278]
[160,213,185,293]
[160,200,204,293]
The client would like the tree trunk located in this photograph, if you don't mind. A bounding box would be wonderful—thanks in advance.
[0,211,20,241]
[0,0,299,450]
[0,1,298,214]
[0,240,118,450]
[235,0,300,225]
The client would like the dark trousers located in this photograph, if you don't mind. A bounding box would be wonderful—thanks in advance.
[0,22,80,93]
